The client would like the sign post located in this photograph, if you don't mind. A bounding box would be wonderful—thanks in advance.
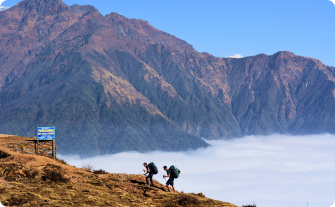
[37,127,55,158]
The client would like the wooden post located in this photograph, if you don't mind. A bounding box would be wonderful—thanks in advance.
[52,140,55,159]
[37,140,39,155]
[36,126,39,155]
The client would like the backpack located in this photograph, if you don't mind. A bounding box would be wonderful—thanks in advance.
[148,162,158,174]
[169,165,180,178]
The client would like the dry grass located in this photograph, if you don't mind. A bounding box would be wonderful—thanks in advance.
[165,194,200,207]
[43,164,69,183]
[6,194,34,206]
[23,168,39,179]
[0,137,238,207]
[4,176,17,182]
[178,194,200,206]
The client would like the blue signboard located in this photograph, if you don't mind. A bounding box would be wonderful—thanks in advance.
[37,127,55,140]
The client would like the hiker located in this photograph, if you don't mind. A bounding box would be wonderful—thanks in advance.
[143,162,155,186]
[163,166,175,192]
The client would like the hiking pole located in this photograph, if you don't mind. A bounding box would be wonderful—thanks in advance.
[140,168,146,175]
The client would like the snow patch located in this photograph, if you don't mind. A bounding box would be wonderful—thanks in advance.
[0,6,9,11]
[226,54,243,58]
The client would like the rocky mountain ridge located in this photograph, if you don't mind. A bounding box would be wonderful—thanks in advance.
[0,0,334,155]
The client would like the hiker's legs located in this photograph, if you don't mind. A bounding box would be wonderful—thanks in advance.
[146,172,153,185]
[149,174,154,185]
[166,178,174,192]
[169,180,175,192]
[166,183,171,191]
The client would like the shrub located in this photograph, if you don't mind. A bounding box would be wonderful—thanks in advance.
[242,204,257,207]
[82,162,93,172]
[93,169,108,174]
[23,168,39,179]
[177,194,200,206]
[165,194,200,207]
[56,158,68,165]
[44,168,69,183]
[197,192,205,197]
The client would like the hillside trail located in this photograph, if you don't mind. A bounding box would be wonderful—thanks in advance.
[0,135,238,207]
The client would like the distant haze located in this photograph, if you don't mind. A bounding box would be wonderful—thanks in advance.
[59,134,335,207]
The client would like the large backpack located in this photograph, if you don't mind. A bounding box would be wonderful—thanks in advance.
[148,162,158,174]
[169,165,180,178]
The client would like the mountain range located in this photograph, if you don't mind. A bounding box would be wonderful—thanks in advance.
[0,0,334,156]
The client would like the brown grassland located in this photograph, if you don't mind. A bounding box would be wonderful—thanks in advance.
[0,135,238,207]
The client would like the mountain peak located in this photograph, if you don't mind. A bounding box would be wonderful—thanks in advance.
[274,51,295,58]
[18,0,69,15]
[71,4,100,15]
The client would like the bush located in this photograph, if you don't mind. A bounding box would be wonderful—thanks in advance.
[177,194,200,206]
[56,158,68,165]
[242,204,257,207]
[23,168,39,179]
[44,168,69,183]
[82,162,93,172]
[197,192,205,197]
[165,194,200,207]
[93,169,108,174]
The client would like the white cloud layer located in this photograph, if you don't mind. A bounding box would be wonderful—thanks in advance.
[0,6,9,11]
[59,134,335,207]
[227,54,243,58]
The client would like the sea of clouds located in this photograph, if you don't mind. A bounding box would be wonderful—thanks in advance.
[59,134,335,207]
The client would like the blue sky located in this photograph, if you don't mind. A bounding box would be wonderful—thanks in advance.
[2,0,335,66]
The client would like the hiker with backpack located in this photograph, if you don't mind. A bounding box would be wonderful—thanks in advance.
[143,162,158,187]
[163,165,176,192]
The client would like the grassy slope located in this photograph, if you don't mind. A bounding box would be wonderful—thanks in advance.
[0,140,237,207]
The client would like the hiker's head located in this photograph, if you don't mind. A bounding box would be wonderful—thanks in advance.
[143,162,147,167]
[163,166,167,170]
